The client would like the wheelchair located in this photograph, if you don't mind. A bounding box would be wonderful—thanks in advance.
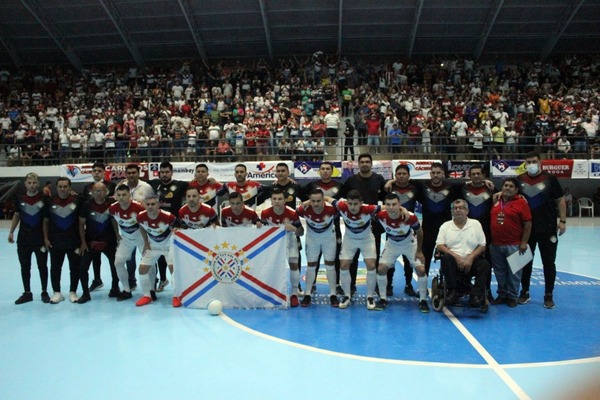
[431,252,489,313]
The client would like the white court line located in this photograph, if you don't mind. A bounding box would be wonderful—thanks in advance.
[442,306,532,400]
[220,313,490,369]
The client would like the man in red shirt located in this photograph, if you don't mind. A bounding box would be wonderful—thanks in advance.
[490,178,532,308]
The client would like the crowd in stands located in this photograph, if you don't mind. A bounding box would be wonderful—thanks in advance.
[1,53,600,166]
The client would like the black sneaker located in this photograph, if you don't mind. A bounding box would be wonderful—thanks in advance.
[300,295,311,307]
[469,295,483,308]
[329,295,339,307]
[117,291,133,302]
[41,291,50,303]
[404,285,416,297]
[386,285,394,297]
[89,280,104,292]
[108,288,121,298]
[15,292,33,305]
[544,294,555,309]
[335,285,344,296]
[311,284,317,295]
[77,293,91,304]
[350,285,357,297]
[150,290,157,301]
[375,299,388,311]
[491,296,507,305]
[507,298,518,308]
[517,291,530,305]
[419,300,430,313]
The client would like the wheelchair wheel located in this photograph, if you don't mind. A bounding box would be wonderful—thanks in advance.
[431,275,445,312]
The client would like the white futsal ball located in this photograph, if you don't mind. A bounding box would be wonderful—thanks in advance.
[207,299,223,315]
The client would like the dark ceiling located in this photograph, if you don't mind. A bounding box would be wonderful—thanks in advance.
[1,0,599,69]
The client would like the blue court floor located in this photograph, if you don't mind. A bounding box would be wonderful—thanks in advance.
[0,219,599,400]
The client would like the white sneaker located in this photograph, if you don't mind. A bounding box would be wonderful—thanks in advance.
[50,292,65,304]
[366,297,376,310]
[339,296,351,309]
[69,291,79,303]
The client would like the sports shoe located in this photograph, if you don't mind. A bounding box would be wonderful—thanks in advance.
[311,284,317,294]
[297,284,304,296]
[419,300,430,313]
[50,292,65,304]
[290,294,299,307]
[366,297,376,310]
[135,296,152,307]
[15,292,33,305]
[404,285,416,297]
[375,299,388,311]
[386,285,394,297]
[329,295,339,307]
[491,296,507,305]
[339,296,351,309]
[517,291,530,305]
[156,279,169,293]
[172,296,182,308]
[543,294,555,309]
[69,291,79,303]
[350,285,357,296]
[117,291,132,302]
[300,295,311,307]
[41,291,51,303]
[469,295,484,308]
[150,290,157,301]
[507,298,518,308]
[108,288,121,298]
[335,285,344,296]
[89,280,104,292]
[77,293,91,304]
[130,283,137,291]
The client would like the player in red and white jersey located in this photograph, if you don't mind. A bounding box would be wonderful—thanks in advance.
[330,190,380,309]
[136,193,178,307]
[260,188,304,307]
[224,164,267,209]
[220,192,262,227]
[374,193,427,312]
[187,163,226,209]
[109,184,146,301]
[297,188,340,307]
[178,186,218,229]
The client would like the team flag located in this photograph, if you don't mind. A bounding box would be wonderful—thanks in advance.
[173,226,289,309]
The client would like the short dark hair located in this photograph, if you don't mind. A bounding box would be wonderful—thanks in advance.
[276,162,289,171]
[385,192,400,202]
[160,161,173,171]
[126,163,140,172]
[525,151,541,160]
[503,177,520,190]
[56,177,71,186]
[271,187,285,197]
[469,164,484,175]
[92,162,106,170]
[430,162,444,171]
[395,164,410,174]
[346,189,362,201]
[116,184,130,192]
[309,188,324,197]
[234,163,247,172]
[357,153,372,163]
[320,161,334,169]
[228,191,242,201]
[195,163,208,171]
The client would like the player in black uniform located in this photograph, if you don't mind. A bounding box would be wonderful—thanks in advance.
[149,161,188,292]
[43,177,82,303]
[77,182,120,304]
[8,172,50,304]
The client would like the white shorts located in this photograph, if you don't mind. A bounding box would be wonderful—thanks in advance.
[285,232,299,260]
[380,238,423,268]
[305,230,337,263]
[140,246,173,266]
[340,234,376,260]
[115,236,145,265]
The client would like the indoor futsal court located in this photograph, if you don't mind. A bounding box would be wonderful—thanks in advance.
[0,218,598,400]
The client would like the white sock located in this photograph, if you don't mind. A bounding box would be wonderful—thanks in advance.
[377,274,388,300]
[290,269,300,295]
[170,270,177,297]
[418,276,428,301]
[325,264,337,295]
[341,270,351,297]
[116,263,130,292]
[305,266,317,295]
[140,273,152,297]
[366,270,377,297]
